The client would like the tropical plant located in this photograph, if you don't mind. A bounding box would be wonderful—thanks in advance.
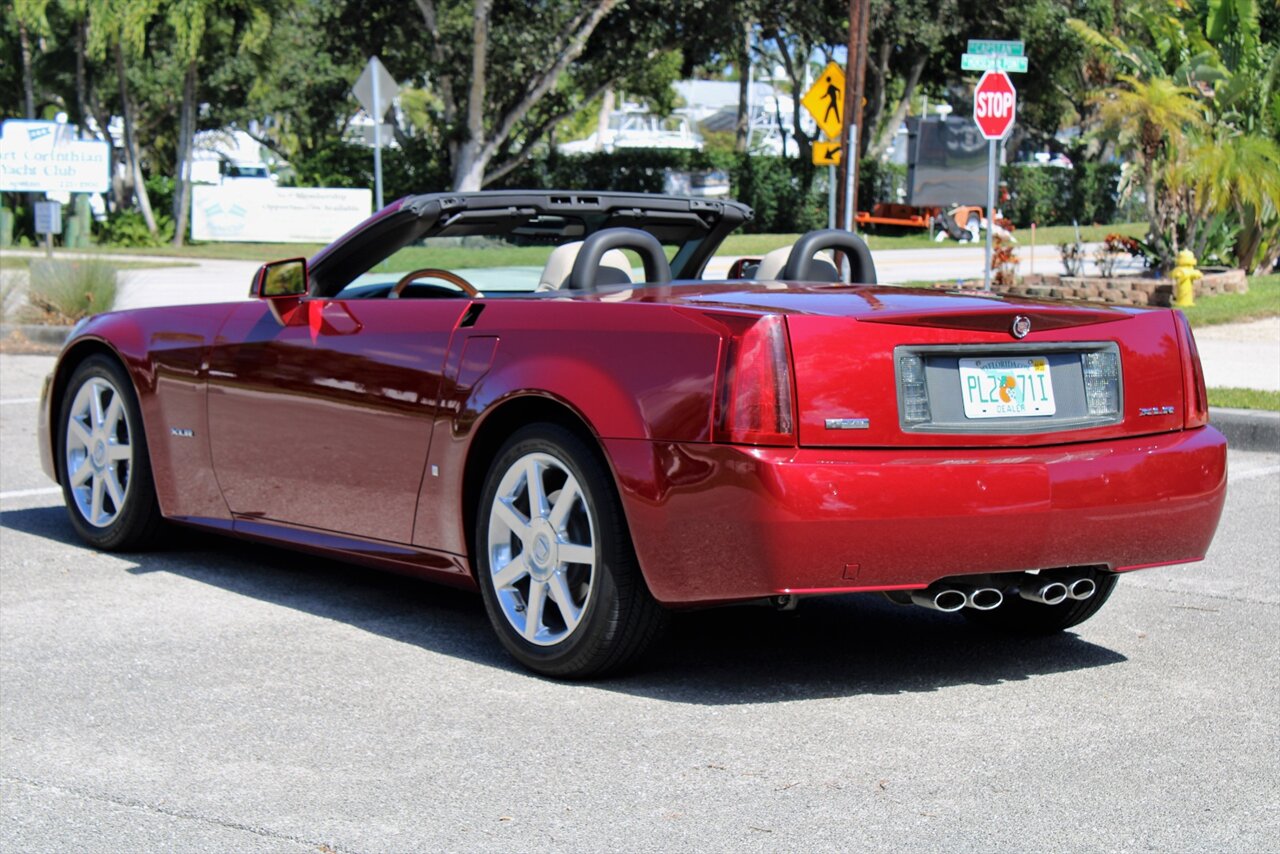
[1184,131,1280,272]
[1091,74,1206,264]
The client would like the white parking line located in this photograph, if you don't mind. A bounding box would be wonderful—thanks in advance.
[0,486,61,501]
[0,398,40,406]
[1230,464,1280,484]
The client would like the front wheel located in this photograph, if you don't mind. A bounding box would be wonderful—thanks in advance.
[475,424,666,678]
[57,354,163,550]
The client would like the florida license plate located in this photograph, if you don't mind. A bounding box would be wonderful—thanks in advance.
[959,356,1056,418]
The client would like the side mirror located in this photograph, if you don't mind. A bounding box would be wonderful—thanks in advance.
[252,257,309,298]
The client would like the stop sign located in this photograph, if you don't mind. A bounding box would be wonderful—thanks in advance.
[973,71,1017,139]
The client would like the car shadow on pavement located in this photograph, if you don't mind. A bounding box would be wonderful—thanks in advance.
[3,506,1127,704]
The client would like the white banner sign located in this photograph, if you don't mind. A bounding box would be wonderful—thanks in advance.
[0,119,111,193]
[192,185,372,243]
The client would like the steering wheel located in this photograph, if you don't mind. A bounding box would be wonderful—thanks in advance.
[389,268,481,298]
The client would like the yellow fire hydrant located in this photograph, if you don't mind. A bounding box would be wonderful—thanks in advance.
[1172,249,1202,307]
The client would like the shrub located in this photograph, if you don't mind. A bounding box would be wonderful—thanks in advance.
[26,258,118,323]
[1003,162,1122,228]
[96,210,174,247]
[1003,165,1066,227]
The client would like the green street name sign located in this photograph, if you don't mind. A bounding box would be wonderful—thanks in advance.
[961,53,1029,73]
[967,39,1024,56]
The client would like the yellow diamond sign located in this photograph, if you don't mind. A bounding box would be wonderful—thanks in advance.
[802,62,847,141]
[812,141,842,166]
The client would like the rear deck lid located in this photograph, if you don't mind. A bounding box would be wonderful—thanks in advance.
[784,296,1185,448]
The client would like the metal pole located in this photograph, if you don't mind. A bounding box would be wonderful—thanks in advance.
[984,138,996,290]
[843,123,857,232]
[828,165,836,229]
[372,71,384,211]
[837,0,869,231]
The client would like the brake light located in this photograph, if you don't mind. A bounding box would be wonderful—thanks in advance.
[713,315,796,446]
[1174,310,1209,428]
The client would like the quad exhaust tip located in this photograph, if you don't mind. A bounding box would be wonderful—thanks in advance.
[907,572,1097,613]
[1067,577,1097,601]
[1019,580,1069,606]
[910,587,968,613]
[961,586,1004,611]
[910,585,1003,612]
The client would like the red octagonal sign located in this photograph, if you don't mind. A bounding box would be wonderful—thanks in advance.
[974,70,1017,139]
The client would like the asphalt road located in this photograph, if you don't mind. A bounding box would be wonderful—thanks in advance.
[2,352,1278,853]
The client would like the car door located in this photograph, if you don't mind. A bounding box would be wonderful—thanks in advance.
[206,296,469,544]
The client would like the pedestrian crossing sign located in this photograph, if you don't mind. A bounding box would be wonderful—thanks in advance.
[802,62,847,141]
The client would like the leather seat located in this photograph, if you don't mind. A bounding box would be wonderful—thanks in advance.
[751,245,841,282]
[537,241,635,291]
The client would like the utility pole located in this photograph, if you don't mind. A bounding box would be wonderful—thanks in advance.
[836,0,870,232]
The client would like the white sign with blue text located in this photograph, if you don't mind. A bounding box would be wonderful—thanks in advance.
[0,120,110,193]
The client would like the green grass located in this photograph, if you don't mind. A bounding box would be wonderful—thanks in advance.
[0,255,196,271]
[1208,387,1280,411]
[1183,274,1280,328]
[70,242,328,262]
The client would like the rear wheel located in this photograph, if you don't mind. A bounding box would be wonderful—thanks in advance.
[475,424,666,678]
[57,355,163,550]
[964,573,1118,635]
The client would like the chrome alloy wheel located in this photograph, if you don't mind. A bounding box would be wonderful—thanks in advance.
[64,376,134,528]
[486,452,596,646]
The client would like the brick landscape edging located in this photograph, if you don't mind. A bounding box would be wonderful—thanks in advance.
[997,268,1248,307]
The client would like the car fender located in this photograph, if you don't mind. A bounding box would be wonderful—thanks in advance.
[46,306,237,522]
[412,312,725,556]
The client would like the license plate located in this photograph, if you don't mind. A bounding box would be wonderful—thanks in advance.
[959,356,1056,418]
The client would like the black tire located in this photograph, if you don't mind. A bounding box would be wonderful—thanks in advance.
[474,423,667,678]
[57,354,164,551]
[964,572,1119,635]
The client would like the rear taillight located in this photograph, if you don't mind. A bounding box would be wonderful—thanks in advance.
[1082,351,1121,416]
[713,314,795,446]
[1174,310,1209,428]
[898,353,931,423]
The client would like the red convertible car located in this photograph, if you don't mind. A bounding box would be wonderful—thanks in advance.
[37,191,1227,677]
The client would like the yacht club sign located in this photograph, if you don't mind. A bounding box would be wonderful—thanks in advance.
[0,120,110,193]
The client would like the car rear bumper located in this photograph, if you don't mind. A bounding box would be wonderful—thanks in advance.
[604,427,1228,605]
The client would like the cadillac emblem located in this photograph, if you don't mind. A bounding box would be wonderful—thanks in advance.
[1010,315,1032,339]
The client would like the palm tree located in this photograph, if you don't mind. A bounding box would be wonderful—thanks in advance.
[1186,131,1280,272]
[87,0,162,236]
[1092,74,1205,255]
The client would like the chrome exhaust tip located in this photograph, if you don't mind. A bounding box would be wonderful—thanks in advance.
[910,587,968,613]
[1067,577,1097,600]
[960,586,1004,611]
[1018,578,1069,606]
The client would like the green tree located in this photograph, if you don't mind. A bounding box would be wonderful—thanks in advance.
[87,0,161,234]
[166,0,275,245]
[1093,74,1205,256]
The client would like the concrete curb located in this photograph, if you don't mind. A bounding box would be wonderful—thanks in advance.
[1,322,73,346]
[4,321,1277,451]
[1212,408,1280,453]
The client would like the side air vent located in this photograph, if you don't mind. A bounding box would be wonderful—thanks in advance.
[458,303,485,328]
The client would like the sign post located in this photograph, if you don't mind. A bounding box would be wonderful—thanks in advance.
[802,63,848,230]
[973,70,1017,290]
[812,141,842,230]
[34,199,62,258]
[352,57,400,211]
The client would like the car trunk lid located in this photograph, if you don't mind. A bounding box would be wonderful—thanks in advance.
[783,299,1186,448]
